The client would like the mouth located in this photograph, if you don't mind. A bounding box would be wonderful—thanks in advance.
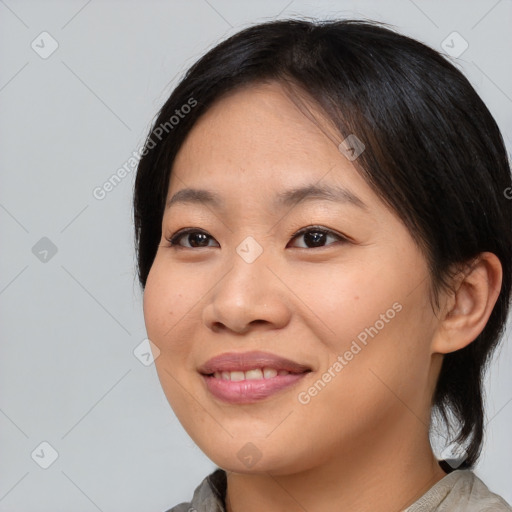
[198,351,312,404]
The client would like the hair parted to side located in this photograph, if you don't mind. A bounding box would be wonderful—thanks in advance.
[133,18,512,468]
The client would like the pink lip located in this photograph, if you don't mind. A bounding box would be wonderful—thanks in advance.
[197,350,311,374]
[201,373,309,404]
[198,350,312,404]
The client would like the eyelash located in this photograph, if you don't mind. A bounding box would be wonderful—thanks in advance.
[165,225,348,250]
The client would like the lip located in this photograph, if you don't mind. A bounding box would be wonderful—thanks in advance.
[198,350,312,404]
[197,350,312,375]
[201,372,309,404]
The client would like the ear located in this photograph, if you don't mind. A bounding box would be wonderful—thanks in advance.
[431,252,503,355]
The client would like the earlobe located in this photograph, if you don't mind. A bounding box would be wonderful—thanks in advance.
[431,252,503,355]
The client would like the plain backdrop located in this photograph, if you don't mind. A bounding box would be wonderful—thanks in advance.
[0,0,511,510]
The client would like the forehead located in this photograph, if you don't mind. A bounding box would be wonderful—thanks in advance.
[168,82,374,204]
[178,84,330,165]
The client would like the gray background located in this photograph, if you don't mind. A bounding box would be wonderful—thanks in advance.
[0,0,511,510]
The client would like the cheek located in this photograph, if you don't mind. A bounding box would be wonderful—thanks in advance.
[291,252,434,393]
[143,259,203,410]
[287,257,403,350]
[143,258,197,355]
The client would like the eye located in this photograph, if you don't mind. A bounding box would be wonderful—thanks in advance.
[166,228,219,248]
[287,226,346,249]
[165,226,347,250]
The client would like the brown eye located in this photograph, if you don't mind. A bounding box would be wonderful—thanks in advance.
[167,229,219,248]
[288,227,346,249]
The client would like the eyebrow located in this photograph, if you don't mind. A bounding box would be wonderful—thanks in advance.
[165,184,367,210]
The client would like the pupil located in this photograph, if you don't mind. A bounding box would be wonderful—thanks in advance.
[190,233,209,247]
[304,231,325,247]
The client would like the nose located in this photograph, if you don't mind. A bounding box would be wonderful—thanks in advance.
[202,254,292,335]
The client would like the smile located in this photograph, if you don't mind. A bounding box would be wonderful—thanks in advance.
[212,368,293,380]
[201,370,310,404]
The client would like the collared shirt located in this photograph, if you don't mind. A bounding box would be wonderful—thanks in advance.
[164,466,512,512]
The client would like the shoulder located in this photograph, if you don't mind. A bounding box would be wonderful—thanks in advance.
[406,469,512,511]
[163,468,227,512]
[464,471,512,511]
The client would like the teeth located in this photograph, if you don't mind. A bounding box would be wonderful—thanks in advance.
[229,370,245,382]
[245,368,263,380]
[212,367,289,381]
[263,368,278,379]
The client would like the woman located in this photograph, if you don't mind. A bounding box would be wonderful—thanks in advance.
[134,19,512,511]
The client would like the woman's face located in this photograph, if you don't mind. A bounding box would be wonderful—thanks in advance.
[143,82,442,474]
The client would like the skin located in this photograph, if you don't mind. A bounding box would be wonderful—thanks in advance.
[143,82,502,512]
